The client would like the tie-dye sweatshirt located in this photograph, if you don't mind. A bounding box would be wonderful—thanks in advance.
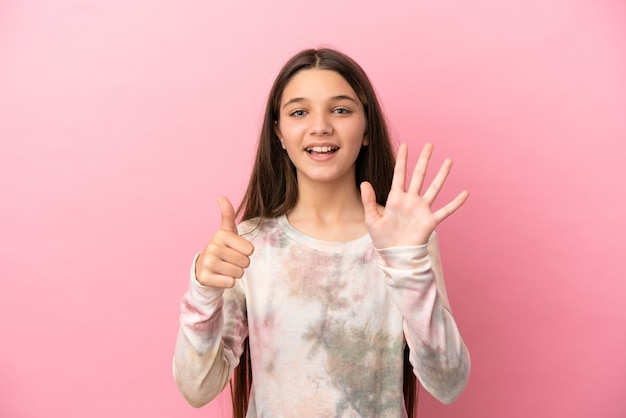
[174,215,470,417]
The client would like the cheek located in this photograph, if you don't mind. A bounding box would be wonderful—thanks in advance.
[279,123,305,143]
[348,120,367,143]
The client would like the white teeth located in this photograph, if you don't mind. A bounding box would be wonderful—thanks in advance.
[306,146,338,153]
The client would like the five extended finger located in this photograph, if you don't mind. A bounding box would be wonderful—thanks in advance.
[360,181,380,228]
[433,190,470,224]
[390,143,408,192]
[422,158,453,204]
[408,143,434,194]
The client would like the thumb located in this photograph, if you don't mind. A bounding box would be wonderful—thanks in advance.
[217,196,238,233]
[360,181,380,227]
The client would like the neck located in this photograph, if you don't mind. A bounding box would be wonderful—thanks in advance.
[293,175,363,218]
[286,175,367,241]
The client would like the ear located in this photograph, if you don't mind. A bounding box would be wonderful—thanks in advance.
[362,134,369,146]
[274,121,286,149]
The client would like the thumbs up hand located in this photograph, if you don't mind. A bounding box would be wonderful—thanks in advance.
[194,196,254,288]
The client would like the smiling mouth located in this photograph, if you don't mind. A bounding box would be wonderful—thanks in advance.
[305,146,339,154]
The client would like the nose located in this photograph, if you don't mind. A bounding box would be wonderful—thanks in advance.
[309,111,333,136]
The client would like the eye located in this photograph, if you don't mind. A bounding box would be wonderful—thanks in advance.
[289,110,307,117]
[333,108,351,115]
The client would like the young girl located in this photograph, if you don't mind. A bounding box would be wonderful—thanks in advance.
[174,48,470,418]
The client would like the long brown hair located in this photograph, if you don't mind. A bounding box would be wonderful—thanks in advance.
[231,47,418,417]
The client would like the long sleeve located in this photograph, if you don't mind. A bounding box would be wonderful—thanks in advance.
[173,255,248,407]
[377,233,470,404]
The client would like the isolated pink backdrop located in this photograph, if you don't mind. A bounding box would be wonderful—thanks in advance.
[1,1,625,417]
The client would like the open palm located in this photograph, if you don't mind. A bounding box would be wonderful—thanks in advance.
[360,143,469,249]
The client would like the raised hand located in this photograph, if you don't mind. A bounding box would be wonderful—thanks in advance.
[195,196,254,288]
[360,143,469,249]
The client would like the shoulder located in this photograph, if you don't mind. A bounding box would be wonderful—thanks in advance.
[237,217,286,245]
[237,217,263,236]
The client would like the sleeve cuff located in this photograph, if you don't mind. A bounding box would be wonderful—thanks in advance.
[376,244,430,269]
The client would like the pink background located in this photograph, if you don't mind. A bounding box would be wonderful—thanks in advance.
[1,1,625,417]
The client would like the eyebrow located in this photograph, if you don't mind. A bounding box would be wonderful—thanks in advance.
[282,95,360,109]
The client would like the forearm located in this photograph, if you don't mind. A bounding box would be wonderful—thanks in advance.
[404,303,470,404]
[378,243,470,403]
[174,328,232,407]
[173,258,242,407]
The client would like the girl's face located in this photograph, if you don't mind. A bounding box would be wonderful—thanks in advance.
[275,69,368,188]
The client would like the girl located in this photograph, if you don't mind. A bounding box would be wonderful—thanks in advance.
[174,48,470,418]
